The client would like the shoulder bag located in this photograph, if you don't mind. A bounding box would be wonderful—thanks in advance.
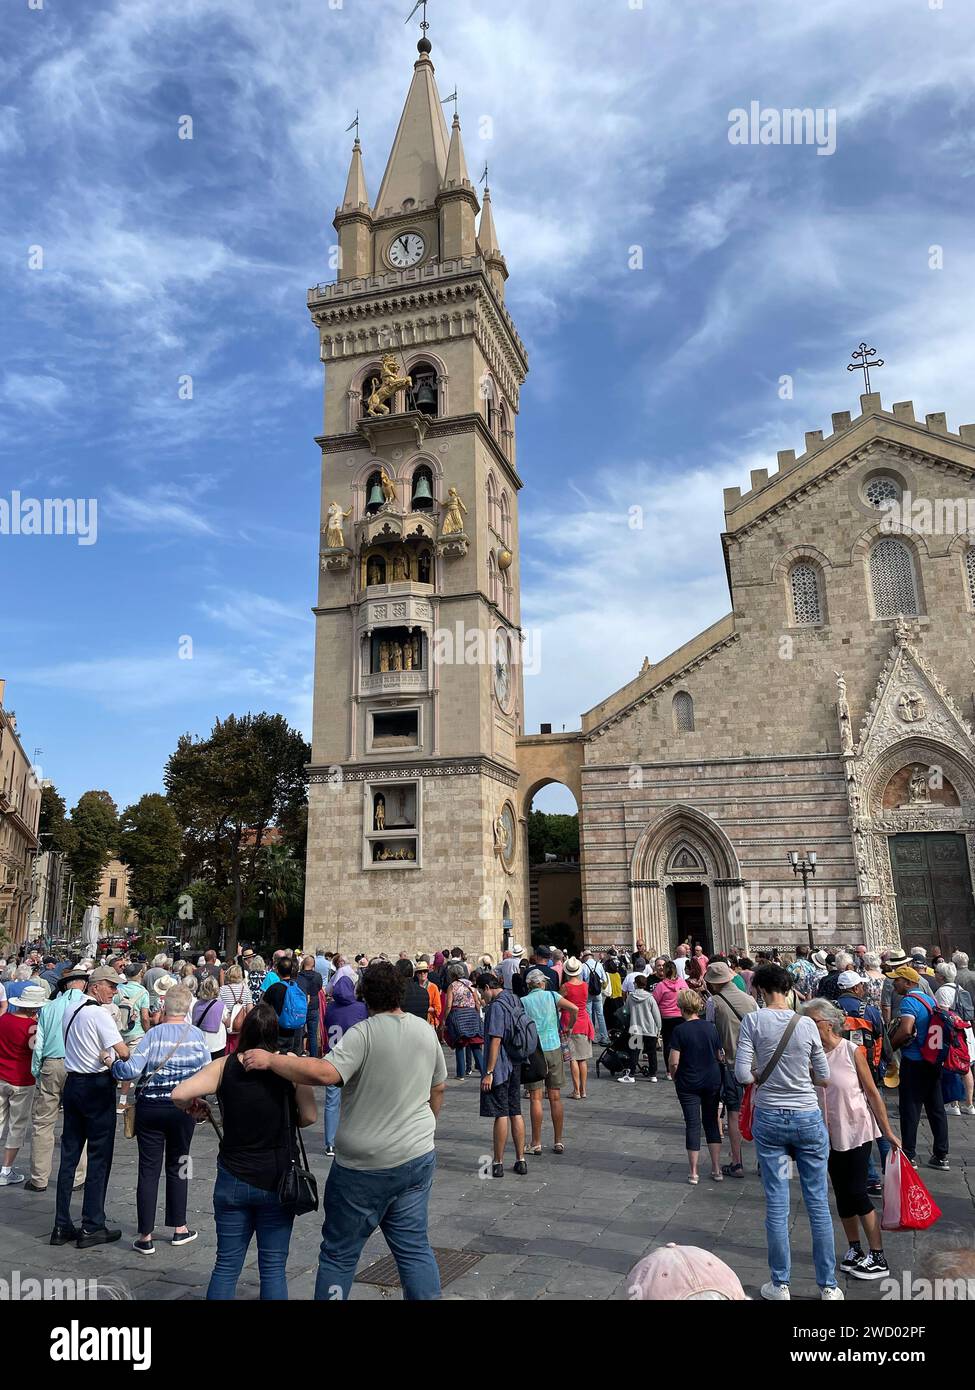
[277,1085,319,1216]
[739,1013,802,1142]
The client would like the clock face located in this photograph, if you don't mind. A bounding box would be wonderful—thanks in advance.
[388,232,426,269]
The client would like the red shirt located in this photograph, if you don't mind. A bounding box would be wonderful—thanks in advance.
[0,1011,37,1087]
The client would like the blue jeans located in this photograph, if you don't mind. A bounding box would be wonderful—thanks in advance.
[314,1151,440,1301]
[454,1044,485,1079]
[588,994,609,1043]
[323,1083,342,1149]
[752,1106,837,1290]
[207,1162,296,1300]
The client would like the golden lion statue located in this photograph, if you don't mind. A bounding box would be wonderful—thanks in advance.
[365,354,412,417]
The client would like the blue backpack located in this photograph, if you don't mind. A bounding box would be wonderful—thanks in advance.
[279,981,308,1031]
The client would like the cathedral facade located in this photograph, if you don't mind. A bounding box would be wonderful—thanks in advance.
[305,38,975,965]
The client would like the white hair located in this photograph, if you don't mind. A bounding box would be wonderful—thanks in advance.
[152,953,169,968]
[864,951,881,970]
[935,961,957,983]
[15,964,32,981]
[953,951,970,969]
[910,945,927,957]
[801,998,846,1033]
[164,984,193,1017]
[834,952,853,971]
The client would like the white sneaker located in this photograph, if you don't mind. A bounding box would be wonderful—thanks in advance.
[821,1286,845,1301]
[648,1075,659,1082]
[617,1074,636,1084]
[963,1104,975,1116]
[0,1169,25,1186]
[946,1103,962,1116]
[760,1281,790,1301]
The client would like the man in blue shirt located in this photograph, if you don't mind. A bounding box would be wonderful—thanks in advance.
[478,973,527,1180]
[888,965,948,1170]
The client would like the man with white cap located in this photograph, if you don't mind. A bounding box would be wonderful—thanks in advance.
[0,983,51,1186]
[498,945,524,992]
[51,965,131,1249]
[25,966,91,1193]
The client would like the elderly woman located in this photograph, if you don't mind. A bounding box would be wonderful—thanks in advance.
[111,983,211,1254]
[802,998,900,1281]
[934,975,975,1115]
[219,965,253,1055]
[521,969,578,1153]
[441,963,485,1079]
[193,976,230,1059]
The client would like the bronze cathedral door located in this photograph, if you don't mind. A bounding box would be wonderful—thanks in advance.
[888,833,975,960]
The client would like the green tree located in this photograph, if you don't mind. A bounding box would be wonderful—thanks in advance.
[527,810,579,865]
[67,790,118,908]
[256,842,305,941]
[118,793,183,928]
[165,713,310,957]
[38,783,73,854]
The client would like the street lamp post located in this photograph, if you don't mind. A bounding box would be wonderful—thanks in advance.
[788,850,818,953]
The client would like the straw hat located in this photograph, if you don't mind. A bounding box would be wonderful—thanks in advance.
[563,957,583,977]
[12,984,52,1011]
[151,973,179,998]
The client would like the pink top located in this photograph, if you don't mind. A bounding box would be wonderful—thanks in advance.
[819,1040,880,1152]
[560,981,595,1038]
[653,978,684,1019]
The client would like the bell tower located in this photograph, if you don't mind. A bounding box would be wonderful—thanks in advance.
[303,30,529,958]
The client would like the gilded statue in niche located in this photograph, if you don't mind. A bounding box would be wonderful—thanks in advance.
[324,502,352,549]
[440,487,468,536]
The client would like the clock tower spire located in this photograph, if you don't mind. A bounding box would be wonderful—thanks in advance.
[304,35,529,959]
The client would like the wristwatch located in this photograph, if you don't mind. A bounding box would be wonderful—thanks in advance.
[485,1070,494,1078]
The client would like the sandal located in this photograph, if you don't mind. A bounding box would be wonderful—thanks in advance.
[687,1174,699,1185]
[721,1162,745,1179]
[710,1171,724,1182]
[527,1144,542,1156]
[553,1143,564,1155]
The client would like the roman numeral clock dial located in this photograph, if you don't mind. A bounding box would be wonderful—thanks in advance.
[388,232,426,268]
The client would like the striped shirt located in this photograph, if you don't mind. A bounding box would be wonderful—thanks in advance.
[112,1021,211,1102]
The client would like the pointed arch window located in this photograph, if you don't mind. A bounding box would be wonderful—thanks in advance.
[965,546,975,610]
[488,551,500,607]
[486,472,498,534]
[499,491,511,547]
[360,365,384,419]
[789,562,823,626]
[869,537,920,618]
[673,691,695,734]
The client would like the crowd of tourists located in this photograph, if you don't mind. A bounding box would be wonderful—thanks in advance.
[0,934,971,1301]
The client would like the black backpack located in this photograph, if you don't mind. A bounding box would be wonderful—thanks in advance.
[586,963,602,999]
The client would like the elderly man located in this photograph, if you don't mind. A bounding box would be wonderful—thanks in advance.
[887,965,948,1171]
[951,951,975,1002]
[51,965,130,1248]
[836,968,890,1193]
[25,966,91,1193]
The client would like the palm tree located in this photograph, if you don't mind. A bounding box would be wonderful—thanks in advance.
[255,844,305,939]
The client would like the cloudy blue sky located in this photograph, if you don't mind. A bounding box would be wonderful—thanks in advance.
[3,0,974,817]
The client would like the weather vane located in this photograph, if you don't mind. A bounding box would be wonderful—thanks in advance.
[442,87,458,118]
[480,162,489,188]
[406,0,430,39]
[847,342,884,394]
[345,110,359,138]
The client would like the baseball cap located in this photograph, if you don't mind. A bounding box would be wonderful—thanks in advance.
[628,1244,748,1300]
[885,965,920,983]
[89,965,120,986]
[837,970,862,989]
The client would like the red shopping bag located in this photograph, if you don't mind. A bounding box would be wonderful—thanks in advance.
[881,1150,942,1232]
[739,1084,755,1141]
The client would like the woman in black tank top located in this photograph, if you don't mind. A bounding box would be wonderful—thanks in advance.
[172,1003,317,1299]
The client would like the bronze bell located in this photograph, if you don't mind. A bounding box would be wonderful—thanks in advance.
[413,378,438,414]
[367,481,385,509]
[412,474,433,506]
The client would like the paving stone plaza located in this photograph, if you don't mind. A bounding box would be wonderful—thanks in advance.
[2,1057,972,1302]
